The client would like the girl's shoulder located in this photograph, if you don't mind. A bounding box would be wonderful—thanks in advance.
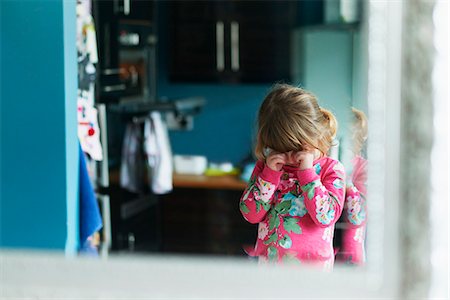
[315,156,345,175]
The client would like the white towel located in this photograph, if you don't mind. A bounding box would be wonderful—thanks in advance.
[144,112,173,194]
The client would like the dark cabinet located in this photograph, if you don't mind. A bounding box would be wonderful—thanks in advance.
[93,0,157,103]
[229,1,296,83]
[168,2,221,82]
[168,1,297,83]
[110,0,154,21]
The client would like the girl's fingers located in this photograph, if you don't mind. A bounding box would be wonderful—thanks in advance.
[269,153,286,162]
[266,153,287,171]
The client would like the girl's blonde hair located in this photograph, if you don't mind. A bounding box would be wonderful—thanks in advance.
[351,107,368,155]
[254,84,337,161]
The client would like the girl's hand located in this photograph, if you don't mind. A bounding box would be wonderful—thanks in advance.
[295,151,315,170]
[266,153,286,171]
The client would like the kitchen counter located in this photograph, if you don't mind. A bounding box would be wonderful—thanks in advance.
[109,170,248,191]
[172,173,247,190]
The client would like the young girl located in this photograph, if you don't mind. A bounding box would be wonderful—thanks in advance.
[239,84,345,269]
[339,107,368,265]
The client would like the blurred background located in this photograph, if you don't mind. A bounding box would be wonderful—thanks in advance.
[91,0,365,257]
[1,0,369,258]
[0,0,448,299]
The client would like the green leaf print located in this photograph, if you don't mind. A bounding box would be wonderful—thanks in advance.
[261,201,271,211]
[275,200,292,214]
[240,201,250,214]
[255,200,270,213]
[243,189,251,201]
[283,217,302,234]
[242,177,257,200]
[255,201,261,213]
[282,253,301,264]
[268,210,280,230]
[278,234,292,249]
[302,180,321,200]
[267,246,278,261]
[263,232,277,245]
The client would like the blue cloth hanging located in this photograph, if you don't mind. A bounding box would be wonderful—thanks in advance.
[79,142,102,246]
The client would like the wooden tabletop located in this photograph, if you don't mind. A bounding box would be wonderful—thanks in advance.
[173,173,248,190]
[109,170,248,191]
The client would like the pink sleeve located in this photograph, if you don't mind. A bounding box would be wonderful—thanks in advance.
[344,183,367,228]
[296,160,346,227]
[239,160,283,224]
[351,156,368,195]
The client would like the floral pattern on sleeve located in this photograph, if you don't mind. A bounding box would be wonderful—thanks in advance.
[257,177,277,203]
[258,222,269,240]
[314,163,322,175]
[353,227,365,243]
[314,193,336,225]
[344,184,366,226]
[239,161,281,223]
[298,161,346,227]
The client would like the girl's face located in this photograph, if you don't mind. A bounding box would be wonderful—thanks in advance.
[265,145,316,167]
[283,151,300,167]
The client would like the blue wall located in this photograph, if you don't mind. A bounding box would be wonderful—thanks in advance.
[292,29,367,166]
[293,29,355,139]
[0,0,78,252]
[157,81,271,164]
[302,30,353,128]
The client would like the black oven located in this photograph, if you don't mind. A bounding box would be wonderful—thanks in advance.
[93,1,157,104]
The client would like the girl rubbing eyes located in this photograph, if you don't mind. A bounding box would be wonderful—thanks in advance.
[240,84,346,270]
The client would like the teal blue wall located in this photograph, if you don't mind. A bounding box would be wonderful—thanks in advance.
[292,28,367,166]
[157,81,271,164]
[294,29,354,139]
[0,0,78,252]
[352,30,369,113]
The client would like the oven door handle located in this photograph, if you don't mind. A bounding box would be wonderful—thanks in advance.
[102,68,124,76]
[103,84,126,93]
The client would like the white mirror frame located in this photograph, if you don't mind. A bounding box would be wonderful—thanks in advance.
[1,1,411,298]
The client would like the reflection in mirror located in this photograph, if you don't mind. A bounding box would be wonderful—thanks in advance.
[336,107,368,265]
[79,0,370,270]
[2,0,370,271]
[5,0,448,297]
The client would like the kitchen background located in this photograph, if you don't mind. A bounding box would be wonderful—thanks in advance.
[1,0,367,258]
[88,0,367,257]
[1,1,447,298]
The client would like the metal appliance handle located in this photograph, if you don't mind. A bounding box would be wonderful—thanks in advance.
[216,21,225,71]
[124,0,130,15]
[103,84,126,93]
[230,21,240,71]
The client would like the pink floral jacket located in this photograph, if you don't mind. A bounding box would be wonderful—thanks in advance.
[240,157,346,267]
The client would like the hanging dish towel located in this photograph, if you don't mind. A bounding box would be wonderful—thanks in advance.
[120,123,145,193]
[144,112,173,194]
[79,142,103,252]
